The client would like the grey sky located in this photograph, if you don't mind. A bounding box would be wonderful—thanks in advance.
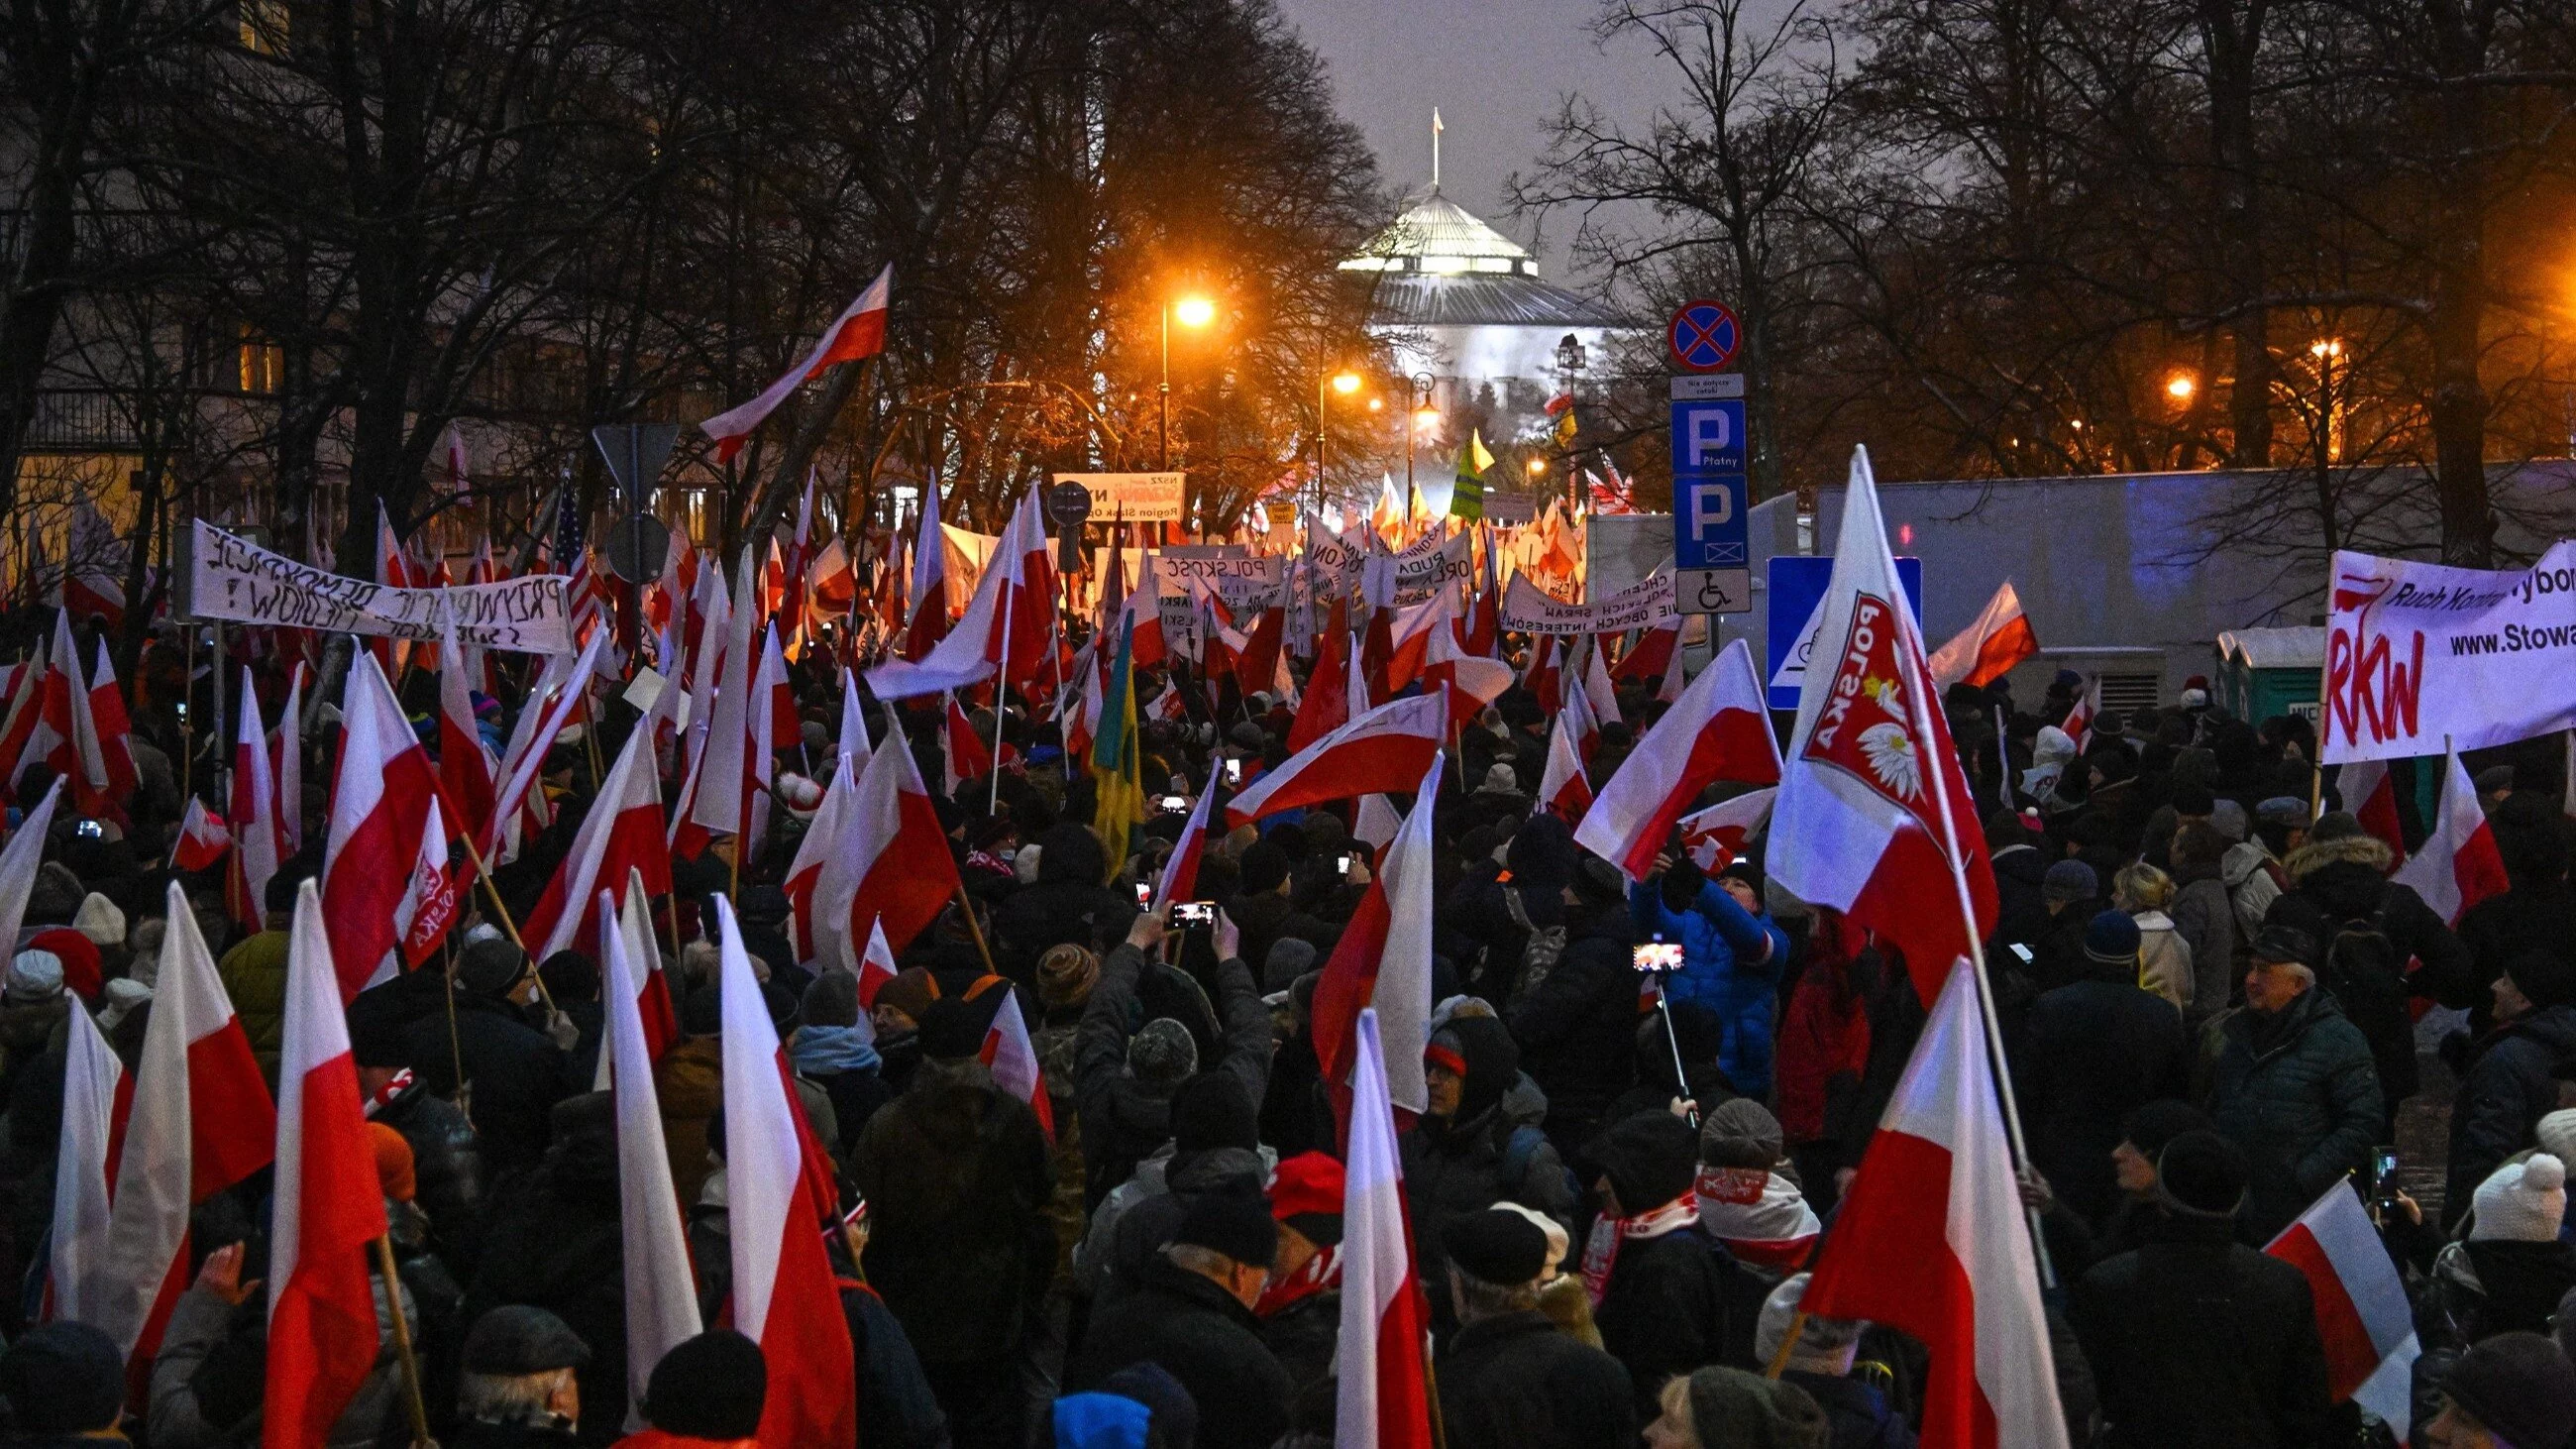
[1274,0,1705,280]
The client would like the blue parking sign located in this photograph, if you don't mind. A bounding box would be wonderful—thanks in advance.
[1673,474,1748,570]
[1670,399,1747,474]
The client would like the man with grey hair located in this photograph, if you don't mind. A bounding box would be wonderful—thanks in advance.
[1434,1207,1635,1449]
[2205,923,2383,1241]
[452,1305,589,1446]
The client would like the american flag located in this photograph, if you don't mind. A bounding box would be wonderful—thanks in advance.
[553,493,607,641]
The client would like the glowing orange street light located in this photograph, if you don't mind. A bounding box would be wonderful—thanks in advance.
[1526,456,1548,477]
[1332,371,1363,394]
[2165,373,2197,402]
[1174,295,1217,329]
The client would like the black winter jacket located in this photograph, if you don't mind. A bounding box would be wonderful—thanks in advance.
[993,822,1138,982]
[2206,989,2383,1244]
[1504,899,1640,1148]
[2266,833,2474,1104]
[1590,1229,1768,1419]
[2012,977,2191,1223]
[2444,1003,2576,1215]
[1436,1309,1638,1449]
[2072,1214,2332,1449]
[1072,945,1269,1205]
[1066,1255,1295,1449]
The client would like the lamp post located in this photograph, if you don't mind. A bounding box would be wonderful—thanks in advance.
[1319,369,1362,515]
[1161,294,1216,471]
[1555,334,1586,508]
[1405,372,1437,511]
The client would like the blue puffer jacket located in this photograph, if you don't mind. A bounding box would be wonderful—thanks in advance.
[1629,877,1790,1097]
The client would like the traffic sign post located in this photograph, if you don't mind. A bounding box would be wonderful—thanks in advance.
[1670,378,1750,615]
[1666,299,1743,374]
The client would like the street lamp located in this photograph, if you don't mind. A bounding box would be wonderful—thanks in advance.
[1526,456,1547,478]
[2310,338,2343,465]
[1405,373,1438,510]
[2165,373,2197,403]
[1161,293,1216,470]
[1317,369,1365,512]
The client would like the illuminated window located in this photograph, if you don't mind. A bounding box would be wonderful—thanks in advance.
[239,0,287,53]
[238,325,283,394]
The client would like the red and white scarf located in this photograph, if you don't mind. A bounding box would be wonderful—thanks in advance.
[1693,1165,1821,1270]
[1255,1243,1342,1319]
[1578,1194,1700,1305]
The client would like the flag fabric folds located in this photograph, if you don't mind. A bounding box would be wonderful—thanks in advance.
[1929,580,2041,690]
[2391,739,2507,925]
[1333,1008,1435,1449]
[1224,694,1446,830]
[1572,639,1779,881]
[2263,1181,2418,1430]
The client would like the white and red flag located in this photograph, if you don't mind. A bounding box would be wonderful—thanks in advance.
[1521,631,1562,715]
[1929,580,2041,690]
[94,882,274,1363]
[1581,633,1623,731]
[227,666,280,932]
[319,652,444,1001]
[1154,769,1218,911]
[265,879,393,1449]
[2060,676,2098,754]
[2392,740,2507,925]
[842,728,963,956]
[1573,638,1779,880]
[1535,715,1593,824]
[711,894,858,1447]
[47,1001,122,1327]
[868,485,1054,700]
[1801,958,2067,1449]
[1289,597,1354,751]
[86,638,138,807]
[1225,694,1447,830]
[981,990,1055,1140]
[1421,604,1514,726]
[784,750,857,964]
[436,598,496,842]
[599,888,701,1428]
[0,781,64,950]
[2336,757,2407,868]
[1769,449,1996,1004]
[29,610,114,820]
[522,709,673,961]
[904,476,949,660]
[701,265,892,463]
[854,916,899,1009]
[942,691,997,796]
[394,799,463,970]
[2263,1181,2418,1432]
[486,636,604,863]
[687,546,764,843]
[1333,1007,1435,1449]
[170,797,230,872]
[1311,755,1443,1123]
[1678,787,1778,873]
[0,643,47,796]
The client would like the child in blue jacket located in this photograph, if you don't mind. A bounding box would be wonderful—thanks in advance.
[1629,855,1791,1098]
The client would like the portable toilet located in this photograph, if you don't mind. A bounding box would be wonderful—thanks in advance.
[2213,626,2324,726]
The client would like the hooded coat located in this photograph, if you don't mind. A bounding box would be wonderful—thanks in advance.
[1435,1309,1638,1449]
[2443,1002,2576,1215]
[993,822,1138,981]
[1402,1018,1576,1317]
[1072,945,1269,1206]
[2205,987,2383,1243]
[1504,894,1641,1151]
[1627,876,1790,1098]
[2265,832,2473,1107]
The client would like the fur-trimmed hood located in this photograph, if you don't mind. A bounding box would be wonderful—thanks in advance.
[2284,832,2393,884]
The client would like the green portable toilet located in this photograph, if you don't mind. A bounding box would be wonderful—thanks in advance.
[2213,626,2323,727]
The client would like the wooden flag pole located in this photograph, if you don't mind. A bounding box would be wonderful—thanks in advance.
[371,1236,434,1449]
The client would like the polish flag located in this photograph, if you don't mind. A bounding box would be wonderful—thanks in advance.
[843,729,962,956]
[785,750,857,963]
[2263,1181,2418,1432]
[779,476,816,654]
[86,639,138,807]
[1655,625,1690,705]
[319,652,444,1001]
[904,476,948,660]
[688,547,764,840]
[614,870,681,1070]
[1462,527,1501,657]
[0,781,65,951]
[711,895,858,1448]
[227,667,281,932]
[701,264,893,463]
[867,485,1053,700]
[1382,592,1445,696]
[942,691,996,795]
[1422,607,1515,726]
[1225,694,1448,830]
[265,879,393,1449]
[1573,639,1780,881]
[31,611,113,820]
[2059,676,2098,753]
[1237,605,1289,704]
[1289,597,1353,751]
[839,667,873,758]
[742,623,796,861]
[47,1002,123,1327]
[980,990,1055,1141]
[169,797,230,872]
[1678,787,1777,873]
[1929,580,2041,690]
[1535,716,1593,824]
[599,888,701,1428]
[1609,619,1678,684]
[1769,450,1996,1005]
[522,713,673,960]
[1333,1007,1435,1449]
[484,636,603,862]
[1311,754,1443,1120]
[2392,740,2507,925]
[394,799,463,970]
[1581,634,1623,730]
[1801,959,2067,1449]
[435,599,496,842]
[0,643,47,796]
[274,664,306,857]
[93,882,274,1362]
[372,502,413,677]
[1154,769,1218,910]
[1522,632,1563,716]
[853,916,899,1009]
[2336,757,2407,869]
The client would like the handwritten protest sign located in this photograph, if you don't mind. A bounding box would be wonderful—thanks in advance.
[185,520,574,653]
[1498,570,1674,635]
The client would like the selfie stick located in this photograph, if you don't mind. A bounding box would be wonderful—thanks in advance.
[1654,972,1699,1131]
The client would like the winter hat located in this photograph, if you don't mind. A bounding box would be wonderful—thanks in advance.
[2208,798,2250,843]
[6,950,63,1003]
[1699,1098,1786,1170]
[367,1122,416,1202]
[0,1321,125,1433]
[874,966,940,1025]
[2439,1331,2576,1449]
[1754,1275,1866,1377]
[2536,1108,2576,1169]
[1238,841,1291,895]
[2178,687,2208,710]
[2476,764,2517,796]
[1051,1391,1151,1449]
[643,1330,766,1440]
[1268,1152,1345,1249]
[1445,1207,1550,1286]
[2154,1131,2247,1220]
[1682,1366,1829,1449]
[456,939,528,998]
[1035,944,1102,1010]
[2469,1154,2567,1243]
[71,893,124,947]
[2084,910,2143,968]
[2119,1099,2211,1163]
[1127,1018,1200,1086]
[1262,938,1318,994]
[1506,812,1579,895]
[2506,950,2576,1011]
[1490,1200,1571,1278]
[1593,1110,1700,1215]
[2307,811,2365,843]
[1427,1016,1519,1123]
[2041,859,2096,905]
[2249,923,2320,972]
[1013,843,1043,885]
[98,976,152,1032]
[1482,763,1518,793]
[26,862,83,924]
[2256,796,2309,828]
[1171,1189,1279,1270]
[1101,1362,1199,1448]
[1169,1072,1258,1155]
[914,996,988,1060]
[462,1304,591,1376]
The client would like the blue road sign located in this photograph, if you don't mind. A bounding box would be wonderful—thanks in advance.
[1667,299,1743,373]
[1670,398,1747,475]
[1765,554,1924,712]
[1673,474,1748,570]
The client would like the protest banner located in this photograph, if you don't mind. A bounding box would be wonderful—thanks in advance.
[1149,549,1286,654]
[1052,472,1186,523]
[1391,530,1471,605]
[2320,543,2576,763]
[1303,513,1369,599]
[1498,570,1675,635]
[184,520,574,653]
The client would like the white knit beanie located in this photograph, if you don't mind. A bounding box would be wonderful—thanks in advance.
[1753,1273,1865,1376]
[71,893,125,947]
[2539,1110,2576,1170]
[2470,1154,2569,1243]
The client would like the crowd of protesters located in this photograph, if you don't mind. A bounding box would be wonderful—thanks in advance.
[0,605,2569,1449]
